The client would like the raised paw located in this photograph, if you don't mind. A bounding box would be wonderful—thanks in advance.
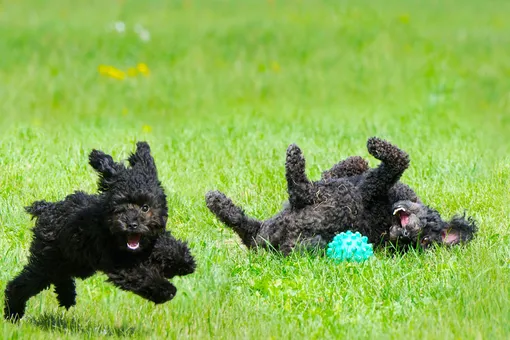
[285,144,307,181]
[286,143,303,160]
[151,232,196,279]
[366,137,409,168]
[205,190,229,211]
[205,190,234,215]
[286,144,306,172]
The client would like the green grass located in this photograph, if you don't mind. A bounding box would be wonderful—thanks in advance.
[1,0,509,338]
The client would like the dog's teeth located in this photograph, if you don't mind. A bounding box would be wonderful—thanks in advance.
[127,243,140,250]
[393,207,405,215]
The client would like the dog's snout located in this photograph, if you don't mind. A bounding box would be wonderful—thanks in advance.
[128,222,138,230]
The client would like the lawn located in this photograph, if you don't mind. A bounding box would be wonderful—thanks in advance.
[0,0,509,338]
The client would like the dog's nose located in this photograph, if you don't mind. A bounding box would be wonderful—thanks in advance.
[128,222,138,230]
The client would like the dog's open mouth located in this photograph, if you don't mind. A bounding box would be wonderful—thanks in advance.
[393,207,410,227]
[127,233,142,250]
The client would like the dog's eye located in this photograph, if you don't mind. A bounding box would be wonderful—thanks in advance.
[141,204,150,213]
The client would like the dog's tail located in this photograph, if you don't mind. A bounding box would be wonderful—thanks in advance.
[205,190,262,248]
[25,200,53,217]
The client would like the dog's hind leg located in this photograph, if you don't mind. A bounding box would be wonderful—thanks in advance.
[285,144,315,209]
[4,265,51,321]
[54,277,77,310]
[360,137,410,203]
[205,190,262,247]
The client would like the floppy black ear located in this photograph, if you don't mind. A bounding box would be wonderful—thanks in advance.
[128,141,157,173]
[442,214,478,246]
[89,149,125,191]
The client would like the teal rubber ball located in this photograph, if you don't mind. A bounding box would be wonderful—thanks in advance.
[326,231,374,263]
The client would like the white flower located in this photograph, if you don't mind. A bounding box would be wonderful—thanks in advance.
[113,21,126,33]
[134,23,151,42]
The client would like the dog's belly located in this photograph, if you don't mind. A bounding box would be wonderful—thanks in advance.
[256,197,362,250]
[70,267,95,279]
[52,260,96,279]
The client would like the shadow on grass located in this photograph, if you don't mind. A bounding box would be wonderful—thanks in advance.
[28,313,139,337]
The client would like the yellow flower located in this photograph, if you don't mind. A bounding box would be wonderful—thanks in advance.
[136,63,150,76]
[98,65,110,74]
[142,124,152,133]
[98,65,126,80]
[108,68,126,80]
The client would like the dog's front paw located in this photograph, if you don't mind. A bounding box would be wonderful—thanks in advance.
[152,233,197,279]
[148,282,177,304]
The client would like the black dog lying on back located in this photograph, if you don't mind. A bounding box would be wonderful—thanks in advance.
[4,142,196,321]
[206,137,477,255]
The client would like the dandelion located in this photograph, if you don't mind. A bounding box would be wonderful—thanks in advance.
[98,63,150,80]
[136,63,150,76]
[98,65,126,80]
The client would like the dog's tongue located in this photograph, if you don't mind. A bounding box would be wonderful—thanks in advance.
[127,234,141,250]
[400,213,410,227]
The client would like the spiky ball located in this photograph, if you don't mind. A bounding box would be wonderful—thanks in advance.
[326,231,374,263]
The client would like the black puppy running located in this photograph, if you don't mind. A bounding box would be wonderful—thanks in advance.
[4,142,196,321]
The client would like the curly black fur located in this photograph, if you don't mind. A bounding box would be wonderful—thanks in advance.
[205,137,476,255]
[321,155,477,250]
[4,142,196,322]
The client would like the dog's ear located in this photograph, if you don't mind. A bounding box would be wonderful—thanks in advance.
[89,149,124,190]
[442,213,477,246]
[128,141,157,174]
